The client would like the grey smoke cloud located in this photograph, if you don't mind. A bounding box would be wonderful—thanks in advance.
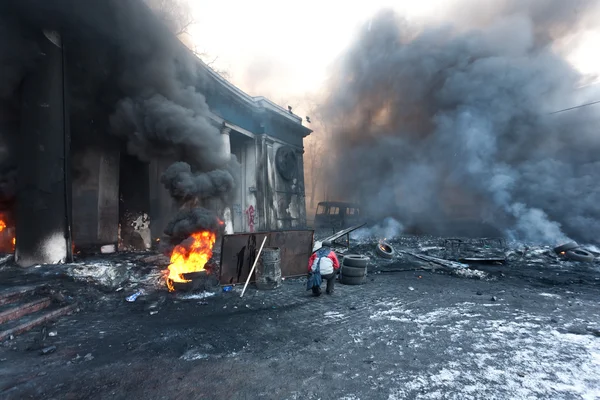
[324,1,600,244]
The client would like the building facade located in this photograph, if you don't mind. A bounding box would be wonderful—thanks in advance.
[1,0,312,266]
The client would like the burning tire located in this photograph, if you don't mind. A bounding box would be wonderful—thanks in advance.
[565,249,595,263]
[554,242,579,254]
[341,265,367,278]
[342,254,369,268]
[376,242,395,259]
[340,275,366,285]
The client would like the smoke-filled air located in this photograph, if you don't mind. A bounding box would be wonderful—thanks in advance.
[323,0,600,245]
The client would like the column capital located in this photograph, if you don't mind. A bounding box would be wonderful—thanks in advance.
[221,126,231,136]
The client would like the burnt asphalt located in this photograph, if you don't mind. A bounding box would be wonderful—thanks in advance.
[1,242,599,400]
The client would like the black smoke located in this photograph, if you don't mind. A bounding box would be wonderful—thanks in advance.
[163,208,223,243]
[324,1,600,244]
[161,161,236,203]
[1,0,239,237]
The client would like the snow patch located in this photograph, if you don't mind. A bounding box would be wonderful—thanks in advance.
[539,292,561,299]
[378,302,600,399]
[453,268,489,279]
[180,291,216,300]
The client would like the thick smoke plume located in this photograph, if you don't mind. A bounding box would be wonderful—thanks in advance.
[164,208,223,242]
[1,0,239,237]
[161,161,236,202]
[324,0,600,245]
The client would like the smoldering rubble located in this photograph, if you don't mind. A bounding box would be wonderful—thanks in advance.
[323,0,600,245]
[0,0,239,237]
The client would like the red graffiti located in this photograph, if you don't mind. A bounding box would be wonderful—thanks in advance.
[245,205,255,233]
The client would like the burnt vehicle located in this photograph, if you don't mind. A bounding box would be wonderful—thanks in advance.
[313,201,362,229]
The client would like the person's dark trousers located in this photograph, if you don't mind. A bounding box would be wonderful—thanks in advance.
[309,272,336,296]
[322,272,335,295]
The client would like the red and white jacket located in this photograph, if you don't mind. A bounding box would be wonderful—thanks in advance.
[307,250,340,276]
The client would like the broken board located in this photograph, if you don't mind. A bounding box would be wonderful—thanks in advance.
[219,230,314,285]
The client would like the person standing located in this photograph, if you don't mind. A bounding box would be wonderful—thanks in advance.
[307,246,340,296]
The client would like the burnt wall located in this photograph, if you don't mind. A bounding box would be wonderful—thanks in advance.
[119,153,151,251]
[71,140,120,250]
[255,135,307,231]
[149,156,177,241]
[15,31,68,266]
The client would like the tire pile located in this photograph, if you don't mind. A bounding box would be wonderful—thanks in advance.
[553,242,596,263]
[340,255,369,285]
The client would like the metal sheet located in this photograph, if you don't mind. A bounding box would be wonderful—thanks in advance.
[219,230,314,285]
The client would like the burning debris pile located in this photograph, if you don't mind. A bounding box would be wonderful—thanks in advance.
[323,0,600,246]
[165,230,217,292]
[0,215,15,253]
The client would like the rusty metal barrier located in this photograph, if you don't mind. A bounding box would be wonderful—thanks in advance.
[219,230,314,285]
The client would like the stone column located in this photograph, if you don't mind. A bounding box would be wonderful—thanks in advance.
[219,125,233,231]
[221,126,231,157]
[16,30,69,267]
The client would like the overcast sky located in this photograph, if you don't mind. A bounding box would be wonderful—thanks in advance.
[187,0,600,104]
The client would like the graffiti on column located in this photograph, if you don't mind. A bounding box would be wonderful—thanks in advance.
[245,205,255,233]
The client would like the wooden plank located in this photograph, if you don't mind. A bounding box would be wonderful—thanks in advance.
[219,230,313,285]
[0,298,52,324]
[0,304,77,341]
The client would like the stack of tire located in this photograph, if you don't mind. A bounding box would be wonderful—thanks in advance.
[339,254,369,285]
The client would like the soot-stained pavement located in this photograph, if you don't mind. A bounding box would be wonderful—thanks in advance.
[1,249,600,400]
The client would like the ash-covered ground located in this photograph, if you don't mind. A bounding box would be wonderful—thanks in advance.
[1,234,599,400]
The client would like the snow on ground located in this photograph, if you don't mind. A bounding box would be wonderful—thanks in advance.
[370,300,600,399]
[180,291,216,300]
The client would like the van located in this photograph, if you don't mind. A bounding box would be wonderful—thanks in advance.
[313,201,361,229]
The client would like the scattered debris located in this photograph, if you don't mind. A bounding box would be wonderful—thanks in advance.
[554,242,596,262]
[48,331,57,337]
[84,353,94,361]
[222,286,233,293]
[149,311,158,315]
[126,290,145,302]
[376,241,395,259]
[453,268,489,280]
[554,242,579,254]
[564,249,595,263]
[313,223,366,253]
[100,244,116,254]
[587,327,600,337]
[460,257,506,264]
[140,254,171,266]
[40,346,56,355]
[403,251,469,270]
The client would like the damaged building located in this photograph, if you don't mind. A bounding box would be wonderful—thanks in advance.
[0,0,312,267]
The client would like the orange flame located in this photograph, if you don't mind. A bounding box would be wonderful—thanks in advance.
[165,231,216,292]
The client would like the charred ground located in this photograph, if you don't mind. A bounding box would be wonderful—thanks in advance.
[0,235,599,400]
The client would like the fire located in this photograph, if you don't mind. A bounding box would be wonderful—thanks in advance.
[166,230,216,292]
[0,220,5,232]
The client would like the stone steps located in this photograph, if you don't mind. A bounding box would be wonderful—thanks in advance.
[0,285,76,342]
